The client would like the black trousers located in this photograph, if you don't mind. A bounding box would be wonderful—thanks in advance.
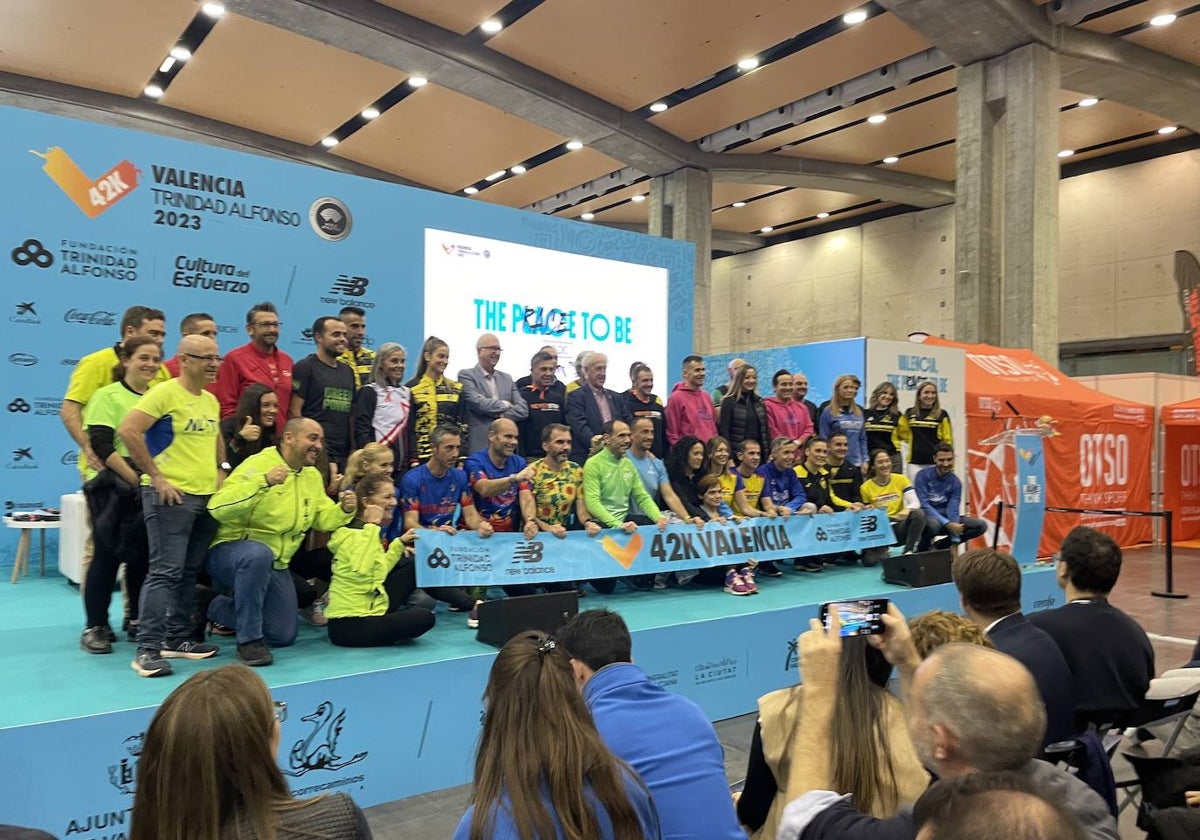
[83,479,148,628]
[326,560,435,646]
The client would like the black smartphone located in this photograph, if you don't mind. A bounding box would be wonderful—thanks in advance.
[819,597,889,637]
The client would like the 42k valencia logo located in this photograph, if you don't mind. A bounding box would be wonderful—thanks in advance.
[601,533,643,569]
[31,146,139,218]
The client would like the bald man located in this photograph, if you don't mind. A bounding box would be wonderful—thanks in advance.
[119,334,224,678]
[778,608,1119,840]
[459,333,528,453]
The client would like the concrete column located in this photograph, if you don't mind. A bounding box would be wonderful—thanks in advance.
[649,167,712,353]
[954,43,1060,362]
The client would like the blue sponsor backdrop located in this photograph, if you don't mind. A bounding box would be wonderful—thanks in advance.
[0,104,693,565]
[708,338,866,407]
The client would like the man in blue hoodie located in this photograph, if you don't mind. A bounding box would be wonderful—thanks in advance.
[913,443,986,552]
[559,608,745,840]
[758,436,819,572]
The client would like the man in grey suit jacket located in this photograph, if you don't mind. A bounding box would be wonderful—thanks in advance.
[459,333,529,453]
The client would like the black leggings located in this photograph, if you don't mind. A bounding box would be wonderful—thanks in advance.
[83,483,148,628]
[326,560,435,646]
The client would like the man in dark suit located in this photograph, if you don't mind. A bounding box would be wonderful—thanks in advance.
[953,548,1077,748]
[565,352,632,464]
[458,333,528,454]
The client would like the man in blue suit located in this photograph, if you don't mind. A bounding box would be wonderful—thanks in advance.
[953,548,1077,748]
[565,352,631,463]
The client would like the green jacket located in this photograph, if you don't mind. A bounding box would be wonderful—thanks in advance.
[208,447,353,567]
[582,447,662,528]
[326,523,404,618]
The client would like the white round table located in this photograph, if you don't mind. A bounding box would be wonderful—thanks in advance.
[5,517,60,583]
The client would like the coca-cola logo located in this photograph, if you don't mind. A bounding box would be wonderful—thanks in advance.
[63,309,116,326]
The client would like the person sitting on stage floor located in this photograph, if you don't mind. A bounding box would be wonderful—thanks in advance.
[907,610,994,659]
[913,444,986,552]
[400,424,490,627]
[325,474,434,646]
[739,618,929,840]
[861,449,926,558]
[453,631,661,840]
[758,436,819,572]
[1028,526,1154,731]
[953,549,1076,750]
[777,605,1118,840]
[220,383,279,472]
[204,418,357,667]
[129,665,370,840]
[695,474,757,595]
[558,608,745,840]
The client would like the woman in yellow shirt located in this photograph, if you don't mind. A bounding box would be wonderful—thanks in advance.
[860,449,927,554]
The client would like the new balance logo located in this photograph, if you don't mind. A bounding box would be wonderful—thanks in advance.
[513,541,545,563]
[330,275,368,297]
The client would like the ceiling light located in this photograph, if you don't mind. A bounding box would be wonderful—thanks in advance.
[631,194,646,203]
[760,226,773,233]
[882,155,899,164]
[201,2,225,17]
[581,212,595,221]
[484,170,506,182]
[1057,149,1074,158]
[169,46,192,61]
[464,186,479,195]
[1150,14,1177,26]
[566,140,584,150]
[867,113,887,124]
[816,212,830,219]
[361,107,380,120]
[1078,97,1099,108]
[1159,125,1179,134]
[843,9,869,24]
[159,57,176,73]
[144,85,164,99]
[731,201,747,208]
[649,102,669,113]
[737,58,760,71]
[321,136,339,148]
[510,164,527,175]
[481,19,503,33]
[407,76,428,88]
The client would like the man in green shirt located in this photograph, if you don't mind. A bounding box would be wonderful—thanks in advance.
[582,420,668,531]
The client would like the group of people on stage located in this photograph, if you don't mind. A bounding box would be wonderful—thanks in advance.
[61,301,985,677]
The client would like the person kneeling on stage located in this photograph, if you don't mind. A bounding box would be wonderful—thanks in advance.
[325,474,434,646]
[205,418,357,667]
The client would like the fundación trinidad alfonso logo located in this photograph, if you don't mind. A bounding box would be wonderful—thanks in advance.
[31,146,139,218]
[601,533,643,569]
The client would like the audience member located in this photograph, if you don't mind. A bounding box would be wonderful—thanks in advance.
[953,548,1076,748]
[214,301,292,433]
[712,357,746,405]
[914,444,986,551]
[911,771,1087,840]
[621,363,666,458]
[1029,526,1154,730]
[719,363,771,459]
[220,383,279,471]
[290,316,355,472]
[350,342,411,481]
[861,449,925,555]
[666,355,717,447]
[559,609,744,840]
[907,610,994,659]
[459,333,529,454]
[406,336,467,466]
[517,349,566,458]
[162,312,218,377]
[453,631,661,840]
[864,382,903,473]
[119,334,223,678]
[205,418,356,667]
[818,375,868,469]
[765,370,814,445]
[336,305,375,389]
[129,665,369,840]
[897,381,953,481]
[566,352,632,464]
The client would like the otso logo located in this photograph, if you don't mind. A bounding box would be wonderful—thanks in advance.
[1079,434,1128,488]
[1183,444,1200,487]
[8,353,37,367]
[330,275,369,297]
[426,547,451,569]
[601,533,642,569]
[282,701,368,777]
[11,239,53,268]
[309,197,352,242]
[513,541,545,563]
[64,309,117,326]
[7,398,30,413]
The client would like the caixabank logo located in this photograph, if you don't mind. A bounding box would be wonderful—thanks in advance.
[32,147,139,218]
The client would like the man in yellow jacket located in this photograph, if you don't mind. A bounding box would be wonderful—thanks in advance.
[205,417,357,666]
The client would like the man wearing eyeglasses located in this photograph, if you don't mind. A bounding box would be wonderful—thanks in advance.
[214,301,293,434]
[119,334,225,678]
[459,333,528,454]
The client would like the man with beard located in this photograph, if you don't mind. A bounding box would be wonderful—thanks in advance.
[204,418,357,667]
[290,316,355,472]
[215,301,292,433]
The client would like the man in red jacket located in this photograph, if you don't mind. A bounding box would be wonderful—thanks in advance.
[665,354,717,446]
[214,301,293,433]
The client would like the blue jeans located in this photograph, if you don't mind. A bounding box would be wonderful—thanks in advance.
[137,489,217,650]
[205,540,298,646]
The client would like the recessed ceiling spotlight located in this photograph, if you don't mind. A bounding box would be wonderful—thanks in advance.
[737,57,760,71]
[484,170,506,182]
[201,2,225,18]
[407,76,428,88]
[1057,149,1074,158]
[843,9,869,24]
[1150,13,1177,26]
[159,57,176,73]
[510,164,527,175]
[1078,97,1099,108]
[566,140,584,150]
[581,212,595,221]
[816,212,830,219]
[882,155,899,164]
[1159,125,1179,134]
[649,102,669,113]
[631,194,646,203]
[464,186,479,195]
[867,113,887,124]
[321,136,339,148]
[760,226,773,233]
[169,46,192,61]
[361,107,381,120]
[481,19,503,33]
[731,201,747,208]
[144,84,164,98]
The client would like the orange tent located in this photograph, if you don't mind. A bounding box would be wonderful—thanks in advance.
[919,337,1154,555]
[1161,398,1200,542]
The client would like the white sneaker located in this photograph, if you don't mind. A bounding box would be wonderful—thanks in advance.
[300,599,327,627]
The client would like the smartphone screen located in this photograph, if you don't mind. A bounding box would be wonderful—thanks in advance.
[819,598,888,637]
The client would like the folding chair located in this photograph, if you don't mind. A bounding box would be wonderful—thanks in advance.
[1112,673,1200,815]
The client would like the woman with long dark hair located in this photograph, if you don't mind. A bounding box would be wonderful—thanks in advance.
[406,336,467,466]
[220,383,279,471]
[737,638,928,839]
[455,631,661,840]
[130,665,370,840]
[718,364,771,458]
[664,435,706,519]
[896,380,953,481]
[863,381,902,473]
[351,342,410,482]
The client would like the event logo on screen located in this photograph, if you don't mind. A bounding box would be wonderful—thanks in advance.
[31,147,139,218]
[309,197,352,241]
